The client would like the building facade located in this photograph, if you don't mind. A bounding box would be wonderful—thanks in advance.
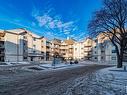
[46,40,52,60]
[60,38,75,60]
[0,28,46,62]
[91,33,127,63]
[50,38,61,57]
[73,38,94,60]
[73,42,84,60]
[0,28,126,63]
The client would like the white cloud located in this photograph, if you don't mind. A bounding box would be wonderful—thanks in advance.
[64,31,70,35]
[35,15,53,27]
[49,21,55,28]
[32,8,79,40]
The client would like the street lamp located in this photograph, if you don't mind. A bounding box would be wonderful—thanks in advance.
[52,53,55,68]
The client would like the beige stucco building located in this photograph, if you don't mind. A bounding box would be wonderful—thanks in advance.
[0,28,126,63]
[92,33,122,63]
[0,28,46,62]
[73,42,84,60]
[46,40,52,60]
[60,38,75,60]
[50,38,61,57]
[73,38,94,60]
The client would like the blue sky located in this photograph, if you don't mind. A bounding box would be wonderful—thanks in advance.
[0,0,102,41]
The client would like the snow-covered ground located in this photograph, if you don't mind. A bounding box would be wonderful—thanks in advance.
[22,63,85,72]
[63,66,127,95]
[40,63,84,69]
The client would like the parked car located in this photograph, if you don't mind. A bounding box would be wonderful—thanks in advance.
[70,61,73,65]
[74,60,78,64]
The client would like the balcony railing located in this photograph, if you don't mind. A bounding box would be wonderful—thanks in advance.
[0,45,4,48]
[0,37,4,41]
[0,53,5,56]
[68,45,73,48]
[28,53,44,57]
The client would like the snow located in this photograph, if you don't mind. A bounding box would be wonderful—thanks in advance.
[0,62,30,66]
[40,63,84,70]
[21,63,85,72]
[63,66,127,95]
[40,63,71,68]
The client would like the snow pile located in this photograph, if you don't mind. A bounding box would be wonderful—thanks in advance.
[11,62,30,65]
[64,67,127,95]
[40,63,83,69]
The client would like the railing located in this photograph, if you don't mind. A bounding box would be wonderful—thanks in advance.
[0,53,5,56]
[28,53,44,57]
[68,45,73,48]
[0,37,4,41]
[0,45,4,48]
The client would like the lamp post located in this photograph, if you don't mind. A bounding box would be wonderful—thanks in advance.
[52,53,55,68]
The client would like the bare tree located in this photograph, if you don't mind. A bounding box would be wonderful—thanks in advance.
[88,0,127,68]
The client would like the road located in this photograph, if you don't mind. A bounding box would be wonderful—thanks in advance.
[0,64,111,95]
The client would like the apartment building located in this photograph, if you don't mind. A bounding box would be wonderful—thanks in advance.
[60,38,75,60]
[46,40,52,60]
[0,29,28,62]
[1,28,126,63]
[41,37,47,61]
[92,33,127,63]
[83,38,94,60]
[26,30,45,62]
[73,38,94,60]
[73,42,84,60]
[0,31,5,62]
[0,28,46,62]
[51,38,61,57]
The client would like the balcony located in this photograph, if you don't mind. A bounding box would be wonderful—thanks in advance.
[84,49,92,52]
[0,32,5,37]
[60,47,68,49]
[0,37,4,41]
[84,45,92,47]
[0,45,4,49]
[0,52,5,56]
[101,50,105,53]
[28,52,44,57]
[68,45,73,48]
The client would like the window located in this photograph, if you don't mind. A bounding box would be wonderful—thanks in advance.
[41,57,44,59]
[33,45,36,49]
[33,37,36,41]
[112,57,116,60]
[112,50,116,53]
[95,39,98,43]
[62,49,66,51]
[33,50,36,53]
[63,53,66,55]
[41,51,44,54]
[23,36,27,39]
[23,49,26,52]
[23,57,27,59]
[101,50,105,53]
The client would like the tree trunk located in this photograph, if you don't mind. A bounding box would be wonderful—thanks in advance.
[117,48,123,68]
[117,55,123,68]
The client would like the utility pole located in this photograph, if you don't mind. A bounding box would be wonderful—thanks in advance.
[17,35,19,63]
